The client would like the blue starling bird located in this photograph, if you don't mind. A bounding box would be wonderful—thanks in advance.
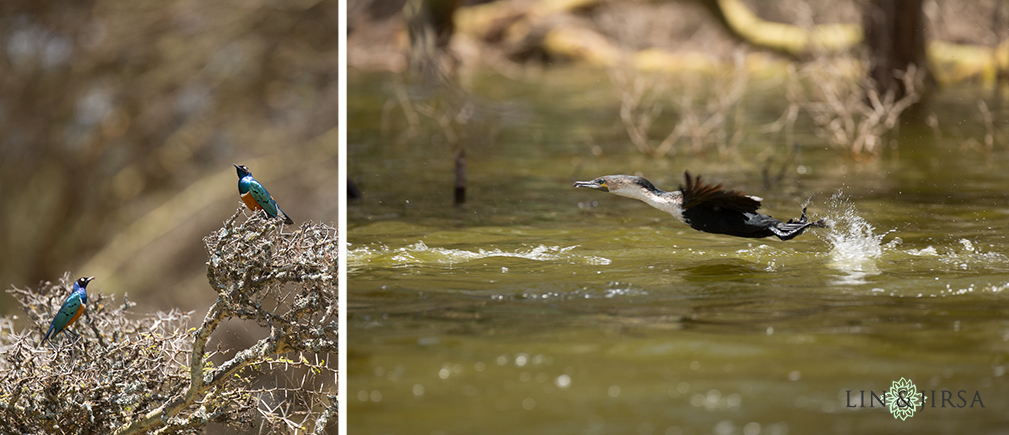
[40,276,94,345]
[234,164,294,225]
[574,172,826,241]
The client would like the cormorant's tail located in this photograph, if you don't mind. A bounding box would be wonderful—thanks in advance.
[769,207,828,241]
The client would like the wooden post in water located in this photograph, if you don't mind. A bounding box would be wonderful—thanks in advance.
[454,147,466,205]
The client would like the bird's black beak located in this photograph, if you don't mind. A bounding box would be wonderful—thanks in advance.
[573,180,607,191]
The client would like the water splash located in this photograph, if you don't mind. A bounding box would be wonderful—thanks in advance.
[348,241,611,269]
[903,238,1008,271]
[938,239,1009,269]
[817,191,892,284]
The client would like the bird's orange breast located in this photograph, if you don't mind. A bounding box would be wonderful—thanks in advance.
[67,304,85,328]
[241,192,263,211]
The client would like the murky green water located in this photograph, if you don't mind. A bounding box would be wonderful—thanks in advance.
[348,69,1009,434]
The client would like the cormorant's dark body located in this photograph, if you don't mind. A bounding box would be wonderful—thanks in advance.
[682,206,780,239]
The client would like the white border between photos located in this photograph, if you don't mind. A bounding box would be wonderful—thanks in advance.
[337,0,348,431]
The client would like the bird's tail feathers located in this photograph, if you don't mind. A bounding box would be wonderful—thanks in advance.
[39,327,54,346]
[279,207,294,225]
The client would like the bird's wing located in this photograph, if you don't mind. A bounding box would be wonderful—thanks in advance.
[249,181,280,216]
[53,296,82,330]
[680,171,761,213]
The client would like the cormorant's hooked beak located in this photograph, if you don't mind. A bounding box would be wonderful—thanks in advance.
[573,179,608,191]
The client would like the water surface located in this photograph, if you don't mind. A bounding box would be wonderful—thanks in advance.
[348,69,1009,434]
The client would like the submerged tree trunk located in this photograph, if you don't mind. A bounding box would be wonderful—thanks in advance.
[863,0,934,99]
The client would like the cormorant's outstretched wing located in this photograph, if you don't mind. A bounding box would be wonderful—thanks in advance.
[680,171,761,213]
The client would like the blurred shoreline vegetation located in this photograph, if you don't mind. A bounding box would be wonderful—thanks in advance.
[348,0,1008,167]
[0,0,341,312]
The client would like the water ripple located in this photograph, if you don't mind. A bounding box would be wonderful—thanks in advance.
[349,241,611,269]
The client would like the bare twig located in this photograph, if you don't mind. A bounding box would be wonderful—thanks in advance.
[609,52,750,158]
[794,58,922,159]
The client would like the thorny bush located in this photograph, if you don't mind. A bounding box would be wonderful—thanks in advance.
[0,209,338,434]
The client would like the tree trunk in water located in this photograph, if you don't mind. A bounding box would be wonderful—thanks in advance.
[993,1,1007,114]
[404,0,460,80]
[862,0,934,99]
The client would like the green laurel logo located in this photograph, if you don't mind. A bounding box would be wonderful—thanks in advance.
[888,377,923,420]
